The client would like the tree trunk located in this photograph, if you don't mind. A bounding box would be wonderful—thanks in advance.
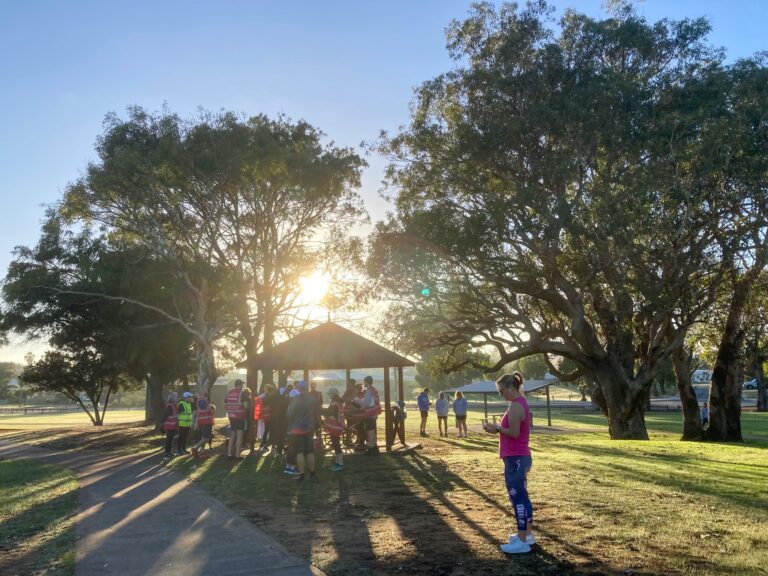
[670,345,702,441]
[195,340,218,394]
[708,281,749,442]
[756,362,767,412]
[593,366,649,440]
[145,373,166,426]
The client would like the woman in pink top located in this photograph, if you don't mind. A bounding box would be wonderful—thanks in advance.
[483,372,534,554]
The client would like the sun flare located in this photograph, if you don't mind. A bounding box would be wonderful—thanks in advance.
[299,271,330,304]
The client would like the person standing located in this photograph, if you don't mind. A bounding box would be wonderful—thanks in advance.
[241,387,253,454]
[701,402,709,429]
[161,392,179,459]
[270,384,290,456]
[435,392,449,437]
[226,379,246,460]
[323,387,345,472]
[483,372,535,554]
[287,381,318,482]
[417,388,431,437]
[177,391,194,454]
[453,390,468,438]
[259,384,275,451]
[391,399,407,446]
[309,381,324,442]
[363,376,382,455]
[191,391,214,458]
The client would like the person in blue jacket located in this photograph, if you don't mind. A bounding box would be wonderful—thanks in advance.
[417,388,430,437]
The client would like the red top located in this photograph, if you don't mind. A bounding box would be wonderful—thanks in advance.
[499,396,531,458]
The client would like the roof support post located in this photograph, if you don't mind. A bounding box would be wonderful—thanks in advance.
[384,366,392,451]
[546,384,552,427]
[484,393,488,419]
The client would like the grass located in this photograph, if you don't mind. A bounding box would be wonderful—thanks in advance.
[166,411,768,576]
[2,405,766,575]
[0,408,145,430]
[0,459,78,576]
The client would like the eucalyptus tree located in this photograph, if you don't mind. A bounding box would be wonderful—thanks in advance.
[370,2,731,439]
[64,108,366,392]
[0,214,195,422]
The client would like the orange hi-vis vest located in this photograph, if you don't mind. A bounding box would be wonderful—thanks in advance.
[324,399,346,437]
[196,404,214,427]
[226,388,245,420]
[162,402,179,430]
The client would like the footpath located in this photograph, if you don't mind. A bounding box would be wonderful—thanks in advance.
[0,441,324,576]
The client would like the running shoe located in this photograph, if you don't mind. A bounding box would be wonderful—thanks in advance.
[329,464,344,472]
[507,533,536,545]
[500,539,531,554]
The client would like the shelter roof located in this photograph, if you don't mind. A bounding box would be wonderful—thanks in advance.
[239,322,415,371]
[446,379,557,395]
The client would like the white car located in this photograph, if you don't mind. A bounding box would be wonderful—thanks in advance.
[743,379,758,390]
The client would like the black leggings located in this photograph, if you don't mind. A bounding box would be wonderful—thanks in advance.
[164,430,175,455]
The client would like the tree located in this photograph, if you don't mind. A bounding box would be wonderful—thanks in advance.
[20,350,127,426]
[0,214,194,423]
[63,108,366,392]
[414,346,494,392]
[370,2,733,439]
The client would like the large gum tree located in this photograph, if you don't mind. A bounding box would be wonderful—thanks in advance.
[370,2,742,440]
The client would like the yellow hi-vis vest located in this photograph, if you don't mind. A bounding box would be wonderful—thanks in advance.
[178,400,193,427]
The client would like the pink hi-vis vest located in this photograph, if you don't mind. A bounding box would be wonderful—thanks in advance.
[324,399,346,437]
[162,402,178,430]
[226,388,245,420]
[196,405,213,427]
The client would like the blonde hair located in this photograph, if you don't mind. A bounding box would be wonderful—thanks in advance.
[495,372,524,392]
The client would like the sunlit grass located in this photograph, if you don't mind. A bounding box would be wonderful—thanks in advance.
[0,459,78,576]
[0,408,145,429]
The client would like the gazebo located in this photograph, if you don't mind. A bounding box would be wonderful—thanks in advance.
[446,378,559,426]
[239,322,415,451]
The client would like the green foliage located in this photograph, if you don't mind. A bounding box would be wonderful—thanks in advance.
[414,346,495,391]
[369,1,767,439]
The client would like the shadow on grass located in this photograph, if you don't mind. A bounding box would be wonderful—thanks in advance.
[181,444,668,576]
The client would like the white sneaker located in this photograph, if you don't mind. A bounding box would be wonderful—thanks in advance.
[508,533,535,545]
[500,538,531,554]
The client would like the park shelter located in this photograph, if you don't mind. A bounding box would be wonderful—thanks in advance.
[446,378,559,426]
[239,322,415,451]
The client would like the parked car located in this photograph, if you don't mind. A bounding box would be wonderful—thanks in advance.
[743,379,758,390]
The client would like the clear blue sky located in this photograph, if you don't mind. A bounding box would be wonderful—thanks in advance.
[1,0,765,362]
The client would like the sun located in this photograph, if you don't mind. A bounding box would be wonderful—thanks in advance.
[299,270,330,305]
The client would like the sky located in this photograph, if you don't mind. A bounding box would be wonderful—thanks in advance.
[1,0,766,363]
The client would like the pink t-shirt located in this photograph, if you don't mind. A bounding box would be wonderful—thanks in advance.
[499,396,531,458]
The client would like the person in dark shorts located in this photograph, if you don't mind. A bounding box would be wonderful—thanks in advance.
[435,391,449,437]
[362,376,381,455]
[287,381,318,482]
[417,388,431,437]
[453,390,468,438]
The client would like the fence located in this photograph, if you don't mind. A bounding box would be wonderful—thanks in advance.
[0,405,80,415]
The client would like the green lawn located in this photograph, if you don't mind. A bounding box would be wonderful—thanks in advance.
[0,459,78,576]
[168,411,768,576]
[0,408,145,430]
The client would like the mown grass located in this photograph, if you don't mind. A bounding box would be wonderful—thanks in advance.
[0,459,78,576]
[168,411,768,576]
[0,408,145,430]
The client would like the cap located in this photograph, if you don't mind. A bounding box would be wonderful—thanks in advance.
[182,391,193,399]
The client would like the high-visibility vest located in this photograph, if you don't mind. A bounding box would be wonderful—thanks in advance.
[252,395,263,420]
[178,400,193,427]
[324,399,346,437]
[196,403,213,427]
[162,402,178,430]
[226,388,245,420]
[363,386,382,418]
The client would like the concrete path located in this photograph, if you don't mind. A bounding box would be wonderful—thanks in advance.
[0,441,324,576]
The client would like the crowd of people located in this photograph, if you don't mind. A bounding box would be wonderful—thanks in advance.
[161,372,537,554]
[160,375,384,481]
